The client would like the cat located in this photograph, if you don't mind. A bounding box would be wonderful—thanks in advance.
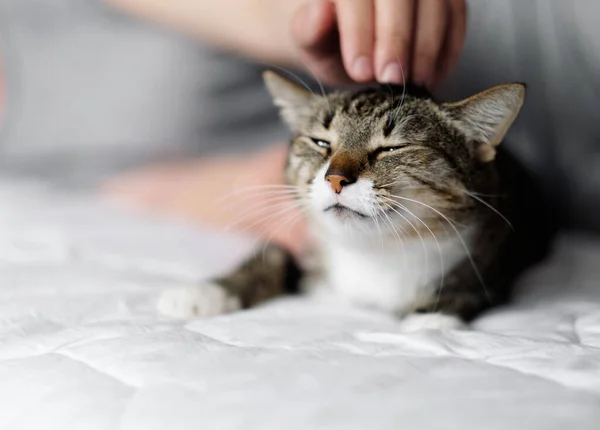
[158,71,556,331]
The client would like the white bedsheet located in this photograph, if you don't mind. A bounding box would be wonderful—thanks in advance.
[0,178,599,430]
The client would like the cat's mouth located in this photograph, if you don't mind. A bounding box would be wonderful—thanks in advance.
[324,203,369,219]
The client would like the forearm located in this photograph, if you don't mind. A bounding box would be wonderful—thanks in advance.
[105,0,304,65]
[103,144,307,256]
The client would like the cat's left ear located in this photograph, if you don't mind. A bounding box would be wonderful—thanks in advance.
[441,83,526,162]
[263,71,316,133]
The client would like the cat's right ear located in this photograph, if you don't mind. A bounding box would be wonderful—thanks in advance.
[263,71,315,133]
[441,83,526,163]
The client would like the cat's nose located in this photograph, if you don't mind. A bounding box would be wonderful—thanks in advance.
[325,174,353,194]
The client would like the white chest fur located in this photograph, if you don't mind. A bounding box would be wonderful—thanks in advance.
[319,233,472,315]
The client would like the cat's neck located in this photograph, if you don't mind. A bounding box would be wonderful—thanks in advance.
[314,226,476,315]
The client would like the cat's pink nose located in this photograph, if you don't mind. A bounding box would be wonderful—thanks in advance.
[325,174,351,194]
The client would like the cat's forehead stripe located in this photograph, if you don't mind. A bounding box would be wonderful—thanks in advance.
[322,109,335,129]
[348,92,391,116]
[383,115,395,137]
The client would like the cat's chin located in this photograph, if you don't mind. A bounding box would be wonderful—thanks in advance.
[323,203,370,220]
[316,207,380,239]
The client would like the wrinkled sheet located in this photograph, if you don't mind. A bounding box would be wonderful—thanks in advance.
[0,178,599,430]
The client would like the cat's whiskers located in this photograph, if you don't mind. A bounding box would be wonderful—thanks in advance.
[300,62,333,117]
[215,186,305,219]
[223,200,296,233]
[259,61,334,118]
[386,193,491,303]
[465,191,514,231]
[379,202,409,271]
[246,202,311,257]
[258,206,309,262]
[370,206,385,255]
[374,179,412,189]
[220,192,302,228]
[230,190,303,204]
[341,195,409,263]
[392,201,447,312]
[223,196,310,234]
[257,62,318,97]
[391,55,407,124]
[224,190,302,207]
[379,198,447,311]
[382,200,429,271]
[216,184,301,203]
[467,191,503,198]
[379,197,438,294]
[214,185,302,212]
[377,182,469,228]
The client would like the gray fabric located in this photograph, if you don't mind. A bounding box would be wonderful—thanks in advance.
[0,0,286,185]
[439,0,600,231]
[0,0,598,229]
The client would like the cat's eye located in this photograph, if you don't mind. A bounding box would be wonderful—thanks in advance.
[310,137,331,150]
[373,145,407,157]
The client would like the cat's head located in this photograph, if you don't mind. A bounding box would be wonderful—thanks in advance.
[263,72,525,240]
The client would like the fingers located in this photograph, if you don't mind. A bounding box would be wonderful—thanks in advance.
[291,0,352,84]
[335,0,375,82]
[291,0,334,48]
[374,0,415,84]
[293,0,466,87]
[433,0,467,86]
[411,0,449,88]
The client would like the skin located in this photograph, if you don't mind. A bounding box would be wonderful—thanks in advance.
[102,0,467,253]
[103,145,309,257]
[107,0,467,86]
[292,0,467,87]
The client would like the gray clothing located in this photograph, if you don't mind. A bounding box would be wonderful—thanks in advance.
[0,0,285,184]
[439,0,600,232]
[0,0,598,230]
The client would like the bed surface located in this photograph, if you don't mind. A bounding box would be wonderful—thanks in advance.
[0,178,599,430]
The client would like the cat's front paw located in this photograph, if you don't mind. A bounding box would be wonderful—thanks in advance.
[399,313,466,333]
[157,282,241,319]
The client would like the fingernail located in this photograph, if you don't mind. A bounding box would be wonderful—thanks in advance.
[352,56,373,81]
[380,63,403,84]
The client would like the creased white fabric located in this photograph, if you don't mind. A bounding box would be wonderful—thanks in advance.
[0,177,598,430]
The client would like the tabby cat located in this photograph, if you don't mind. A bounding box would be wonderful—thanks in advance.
[158,72,555,331]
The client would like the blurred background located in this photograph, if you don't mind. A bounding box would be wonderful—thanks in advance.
[0,0,598,232]
[0,0,287,187]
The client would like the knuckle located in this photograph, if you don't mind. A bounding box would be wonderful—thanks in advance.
[414,49,438,67]
[383,30,410,47]
[377,28,410,55]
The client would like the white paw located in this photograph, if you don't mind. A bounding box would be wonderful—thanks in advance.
[157,282,241,319]
[399,313,466,333]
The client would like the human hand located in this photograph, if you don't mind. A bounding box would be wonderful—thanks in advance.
[102,145,308,257]
[291,0,467,87]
